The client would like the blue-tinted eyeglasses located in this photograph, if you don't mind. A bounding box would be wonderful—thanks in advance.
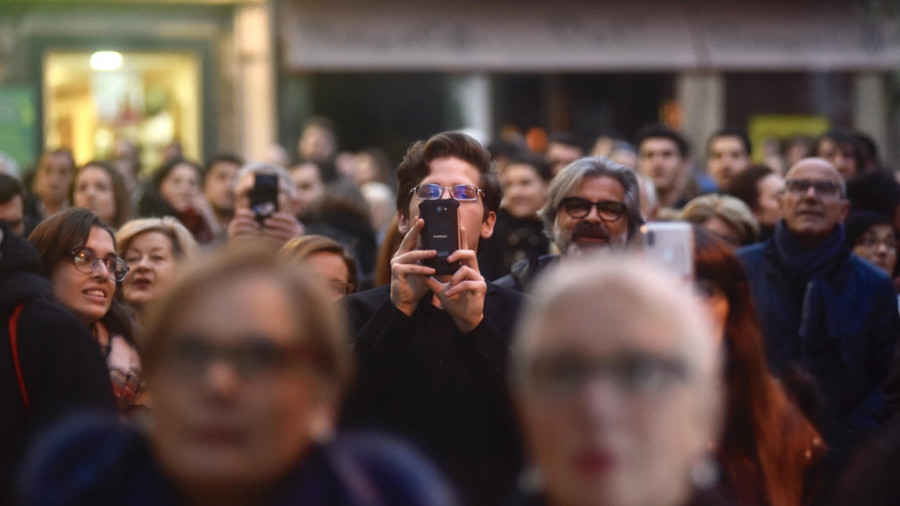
[411,183,483,202]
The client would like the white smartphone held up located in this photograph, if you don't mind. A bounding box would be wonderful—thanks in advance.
[639,221,694,281]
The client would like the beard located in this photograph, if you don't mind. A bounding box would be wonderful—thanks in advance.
[553,220,627,256]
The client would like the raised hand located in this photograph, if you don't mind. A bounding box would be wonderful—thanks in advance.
[426,226,486,333]
[390,218,436,316]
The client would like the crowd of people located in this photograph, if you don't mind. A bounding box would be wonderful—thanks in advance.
[3,116,900,505]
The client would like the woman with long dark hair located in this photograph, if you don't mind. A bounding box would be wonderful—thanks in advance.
[29,207,141,413]
[693,226,823,506]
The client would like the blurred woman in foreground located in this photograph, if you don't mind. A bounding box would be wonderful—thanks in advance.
[19,248,456,506]
[693,226,823,505]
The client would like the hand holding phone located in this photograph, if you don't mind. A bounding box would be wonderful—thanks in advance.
[249,173,279,224]
[418,199,461,275]
[640,221,694,281]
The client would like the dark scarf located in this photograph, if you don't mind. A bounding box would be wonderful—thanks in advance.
[772,220,847,284]
[771,221,849,402]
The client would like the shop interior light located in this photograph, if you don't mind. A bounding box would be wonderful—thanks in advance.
[90,51,123,71]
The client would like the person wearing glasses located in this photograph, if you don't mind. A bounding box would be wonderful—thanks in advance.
[29,207,142,413]
[341,131,523,506]
[19,248,456,506]
[510,256,723,506]
[737,158,900,481]
[495,155,643,293]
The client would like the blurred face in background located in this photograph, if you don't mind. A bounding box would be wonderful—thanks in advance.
[122,231,178,309]
[304,252,352,301]
[639,138,685,195]
[502,162,549,219]
[707,136,750,190]
[0,194,25,235]
[205,161,240,215]
[546,142,583,176]
[160,163,201,213]
[853,223,898,277]
[288,163,324,216]
[73,165,116,225]
[755,173,784,227]
[34,152,75,207]
[816,138,858,180]
[149,273,336,495]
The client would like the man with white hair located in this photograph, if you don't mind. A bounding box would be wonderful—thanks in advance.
[495,156,643,292]
[227,162,304,246]
[511,257,723,506]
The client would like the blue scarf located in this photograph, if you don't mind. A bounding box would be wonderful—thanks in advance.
[771,220,847,284]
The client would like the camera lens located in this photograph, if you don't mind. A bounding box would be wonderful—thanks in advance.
[437,206,444,212]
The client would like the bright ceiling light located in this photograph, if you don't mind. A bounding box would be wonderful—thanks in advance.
[90,51,123,71]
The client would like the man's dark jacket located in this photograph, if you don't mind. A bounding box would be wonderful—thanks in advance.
[737,232,899,467]
[0,224,115,505]
[493,254,559,293]
[340,283,524,506]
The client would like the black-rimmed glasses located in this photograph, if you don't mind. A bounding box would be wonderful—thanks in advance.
[559,197,626,222]
[411,183,483,202]
[70,248,129,282]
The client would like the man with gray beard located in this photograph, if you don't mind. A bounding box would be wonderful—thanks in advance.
[495,156,643,292]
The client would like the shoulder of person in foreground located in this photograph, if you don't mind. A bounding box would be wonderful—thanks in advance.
[17,414,149,506]
[319,432,460,506]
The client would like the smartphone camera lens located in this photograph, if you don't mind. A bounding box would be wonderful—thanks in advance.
[646,231,655,247]
[437,205,444,213]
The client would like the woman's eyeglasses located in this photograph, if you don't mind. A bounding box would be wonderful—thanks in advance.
[410,183,483,202]
[70,248,129,282]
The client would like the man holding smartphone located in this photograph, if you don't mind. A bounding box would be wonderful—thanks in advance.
[341,131,523,506]
[227,162,304,247]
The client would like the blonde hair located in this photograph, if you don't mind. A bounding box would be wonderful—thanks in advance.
[116,216,199,260]
[280,235,358,294]
[681,194,760,246]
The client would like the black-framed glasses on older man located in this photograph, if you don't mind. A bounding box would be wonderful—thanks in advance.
[411,183,483,202]
[559,197,626,222]
[70,247,130,282]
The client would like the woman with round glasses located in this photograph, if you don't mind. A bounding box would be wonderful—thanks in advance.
[20,248,456,506]
[29,207,142,412]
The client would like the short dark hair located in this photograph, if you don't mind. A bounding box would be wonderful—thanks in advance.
[547,131,583,151]
[634,124,690,158]
[812,127,867,174]
[0,173,26,205]
[151,157,203,190]
[203,153,244,179]
[395,131,500,222]
[726,164,776,213]
[707,128,752,157]
[506,151,553,182]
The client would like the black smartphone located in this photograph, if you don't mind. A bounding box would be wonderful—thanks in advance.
[419,199,461,275]
[249,173,279,223]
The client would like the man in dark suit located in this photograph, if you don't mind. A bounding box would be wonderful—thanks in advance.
[341,131,523,506]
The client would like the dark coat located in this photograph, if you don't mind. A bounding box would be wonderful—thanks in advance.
[340,283,524,506]
[0,224,115,505]
[19,415,456,506]
[493,254,559,293]
[478,209,551,281]
[737,239,900,466]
